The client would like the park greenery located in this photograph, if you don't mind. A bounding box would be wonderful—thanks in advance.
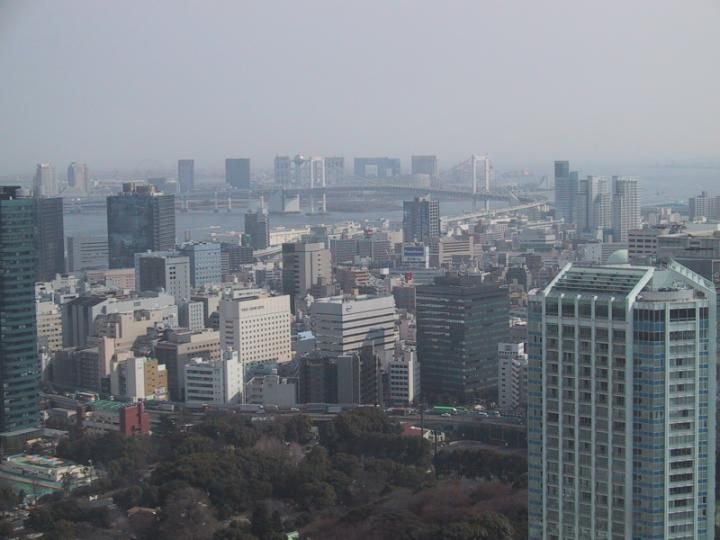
[21,408,528,539]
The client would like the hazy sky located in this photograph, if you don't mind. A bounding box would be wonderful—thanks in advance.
[1,0,719,175]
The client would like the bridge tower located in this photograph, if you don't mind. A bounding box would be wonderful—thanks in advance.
[470,154,491,211]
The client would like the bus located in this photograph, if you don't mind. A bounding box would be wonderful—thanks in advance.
[431,405,457,415]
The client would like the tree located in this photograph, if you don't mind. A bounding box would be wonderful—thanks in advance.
[435,512,515,540]
[0,520,14,539]
[25,506,55,532]
[157,487,218,540]
[250,503,272,539]
[42,520,75,540]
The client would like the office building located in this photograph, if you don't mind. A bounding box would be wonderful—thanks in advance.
[310,294,396,355]
[611,176,640,242]
[245,371,297,407]
[553,160,577,225]
[107,183,175,269]
[135,252,191,303]
[33,163,57,197]
[155,328,221,401]
[36,300,63,355]
[354,157,401,178]
[109,356,148,401]
[497,342,528,413]
[225,158,251,189]
[67,235,109,272]
[324,156,345,185]
[179,242,222,287]
[67,162,89,194]
[0,186,41,434]
[416,276,510,401]
[403,196,440,243]
[527,259,716,539]
[411,155,439,178]
[83,401,150,437]
[184,350,243,405]
[576,175,611,238]
[35,197,65,281]
[177,159,194,193]
[281,242,332,300]
[179,301,205,331]
[689,192,711,222]
[219,293,292,366]
[221,242,254,276]
[244,210,270,250]
[429,235,474,268]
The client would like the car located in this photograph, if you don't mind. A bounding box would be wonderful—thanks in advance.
[441,413,452,417]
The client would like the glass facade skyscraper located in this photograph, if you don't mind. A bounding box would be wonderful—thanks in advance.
[0,187,41,434]
[35,197,65,282]
[402,196,440,244]
[225,158,250,189]
[416,276,510,402]
[107,183,175,268]
[528,260,716,539]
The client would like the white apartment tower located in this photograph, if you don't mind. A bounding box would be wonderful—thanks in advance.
[184,350,244,405]
[34,163,57,197]
[611,176,640,243]
[528,258,716,539]
[576,176,611,238]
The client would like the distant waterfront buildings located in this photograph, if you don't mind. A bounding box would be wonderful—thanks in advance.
[33,163,57,197]
[67,162,89,194]
[354,157,401,178]
[411,155,438,178]
[177,159,194,193]
[553,160,577,225]
[225,158,251,189]
[35,197,65,282]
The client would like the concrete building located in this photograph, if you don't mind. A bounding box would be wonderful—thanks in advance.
[386,346,420,406]
[429,235,474,268]
[179,242,222,287]
[310,294,397,355]
[107,183,175,269]
[37,300,63,354]
[324,156,345,185]
[135,252,191,303]
[244,210,270,250]
[184,350,243,405]
[33,163,57,196]
[110,356,147,401]
[225,158,251,190]
[611,176,640,242]
[179,301,205,331]
[219,293,292,366]
[497,342,527,413]
[85,268,136,290]
[0,187,41,435]
[527,259,716,539]
[403,196,440,243]
[245,371,297,407]
[155,328,221,401]
[83,401,150,437]
[67,162,89,194]
[416,276,510,401]
[35,197,65,282]
[411,155,439,178]
[274,156,292,186]
[281,242,332,301]
[576,175,611,238]
[177,159,194,193]
[67,235,109,272]
[689,191,710,221]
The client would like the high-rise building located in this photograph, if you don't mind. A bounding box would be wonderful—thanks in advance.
[221,242,254,277]
[67,235,109,272]
[527,259,716,539]
[219,293,292,366]
[281,242,332,301]
[411,155,439,178]
[107,183,175,269]
[576,175,611,238]
[611,176,640,242]
[274,156,292,186]
[177,159,194,193]
[33,164,57,197]
[402,196,440,243]
[553,160,577,225]
[324,157,345,185]
[353,157,401,178]
[178,242,222,287]
[416,276,509,401]
[225,158,251,189]
[497,342,528,413]
[135,252,191,303]
[67,162,89,194]
[689,191,710,222]
[35,197,65,281]
[310,294,397,355]
[0,187,41,434]
[244,210,270,251]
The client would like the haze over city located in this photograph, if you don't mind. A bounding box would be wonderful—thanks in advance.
[2,0,719,174]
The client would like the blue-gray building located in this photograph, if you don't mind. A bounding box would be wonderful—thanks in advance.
[179,242,222,287]
[528,258,716,539]
[353,157,401,178]
[0,187,41,435]
[107,183,175,269]
[225,158,250,189]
